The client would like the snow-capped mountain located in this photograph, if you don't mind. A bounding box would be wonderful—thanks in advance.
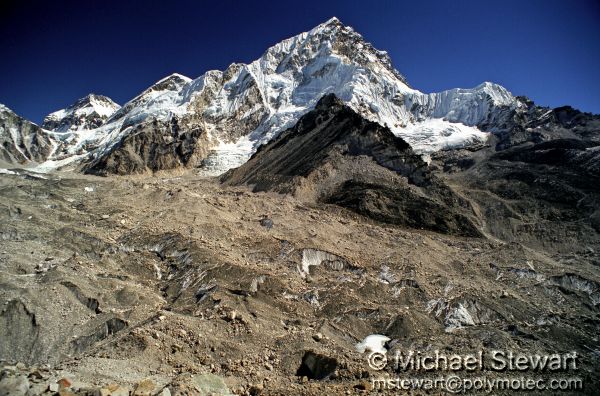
[80,17,521,175]
[42,94,120,132]
[1,17,593,175]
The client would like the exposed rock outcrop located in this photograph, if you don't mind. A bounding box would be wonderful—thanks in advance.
[82,118,209,175]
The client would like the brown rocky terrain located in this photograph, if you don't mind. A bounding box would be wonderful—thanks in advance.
[1,92,600,395]
[0,143,599,395]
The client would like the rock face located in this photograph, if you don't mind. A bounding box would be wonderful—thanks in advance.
[486,97,600,150]
[224,94,481,236]
[0,300,40,364]
[42,94,120,132]
[0,104,55,165]
[83,118,209,175]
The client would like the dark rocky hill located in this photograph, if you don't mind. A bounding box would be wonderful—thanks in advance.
[223,94,481,237]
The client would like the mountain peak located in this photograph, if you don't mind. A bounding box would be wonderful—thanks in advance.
[42,93,120,132]
[138,73,192,97]
[79,93,118,106]
[0,103,13,113]
[316,16,343,30]
[472,82,515,106]
[154,73,192,86]
[307,17,408,85]
[17,18,537,175]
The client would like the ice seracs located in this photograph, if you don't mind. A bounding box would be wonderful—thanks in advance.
[398,118,489,154]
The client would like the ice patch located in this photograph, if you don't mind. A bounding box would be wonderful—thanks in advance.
[299,248,347,277]
[427,298,499,332]
[444,303,476,331]
[152,262,162,280]
[378,265,396,284]
[355,334,391,354]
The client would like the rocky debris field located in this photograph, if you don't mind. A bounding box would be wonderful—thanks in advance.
[0,165,598,395]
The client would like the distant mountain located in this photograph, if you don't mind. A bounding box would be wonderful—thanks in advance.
[0,17,598,175]
[42,94,120,132]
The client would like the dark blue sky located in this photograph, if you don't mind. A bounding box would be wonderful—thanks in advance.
[1,0,599,123]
